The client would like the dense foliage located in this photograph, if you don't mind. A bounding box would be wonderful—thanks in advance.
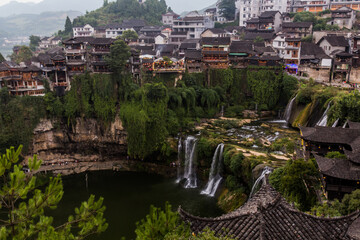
[135,202,234,240]
[328,91,360,124]
[293,11,340,30]
[311,189,360,217]
[0,88,46,153]
[0,146,108,239]
[73,0,167,27]
[29,35,41,51]
[269,159,319,211]
[9,45,33,64]
[218,0,236,21]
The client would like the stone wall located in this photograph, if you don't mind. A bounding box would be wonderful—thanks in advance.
[28,116,128,163]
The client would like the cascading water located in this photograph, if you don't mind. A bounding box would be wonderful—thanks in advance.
[284,95,296,123]
[316,102,332,127]
[201,143,225,197]
[248,166,272,200]
[183,136,198,189]
[332,119,339,128]
[175,137,182,183]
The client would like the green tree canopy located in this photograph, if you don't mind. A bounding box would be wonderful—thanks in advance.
[121,30,138,42]
[106,39,131,73]
[0,145,108,239]
[218,0,236,21]
[0,52,5,62]
[64,16,73,34]
[29,35,41,51]
[10,46,33,64]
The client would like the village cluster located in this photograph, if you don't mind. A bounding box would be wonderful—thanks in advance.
[0,0,360,96]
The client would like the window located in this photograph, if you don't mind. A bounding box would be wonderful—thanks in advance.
[287,50,290,54]
[278,42,281,46]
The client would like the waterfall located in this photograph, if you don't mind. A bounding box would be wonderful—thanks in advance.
[332,118,339,128]
[248,166,272,200]
[175,137,182,183]
[343,120,348,128]
[183,136,198,189]
[201,143,225,197]
[284,95,296,122]
[316,102,332,127]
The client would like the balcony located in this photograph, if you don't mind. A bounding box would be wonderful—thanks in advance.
[65,49,86,54]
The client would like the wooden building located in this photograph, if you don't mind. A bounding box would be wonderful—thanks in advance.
[300,124,360,199]
[201,37,230,69]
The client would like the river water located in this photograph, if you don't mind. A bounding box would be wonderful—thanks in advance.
[51,171,223,240]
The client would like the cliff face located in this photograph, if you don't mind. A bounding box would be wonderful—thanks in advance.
[29,117,128,163]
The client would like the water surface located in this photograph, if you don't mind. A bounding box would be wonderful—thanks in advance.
[52,171,223,239]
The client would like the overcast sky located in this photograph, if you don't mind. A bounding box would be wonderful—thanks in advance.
[0,0,217,12]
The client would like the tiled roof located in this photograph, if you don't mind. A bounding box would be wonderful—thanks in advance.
[300,42,329,59]
[179,183,360,239]
[282,22,313,28]
[315,154,360,180]
[321,35,349,47]
[185,49,202,60]
[244,32,275,41]
[260,11,279,18]
[201,37,231,46]
[230,41,254,54]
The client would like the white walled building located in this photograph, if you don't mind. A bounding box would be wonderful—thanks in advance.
[73,24,94,37]
[236,0,290,26]
[162,12,180,26]
[105,23,135,39]
[172,11,214,39]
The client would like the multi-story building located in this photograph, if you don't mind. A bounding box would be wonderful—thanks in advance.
[172,11,214,39]
[0,62,45,96]
[63,38,87,76]
[273,34,301,73]
[292,0,329,13]
[38,36,62,50]
[73,24,95,37]
[330,0,360,11]
[282,22,313,38]
[88,38,114,73]
[318,35,350,57]
[328,7,356,29]
[105,23,135,39]
[237,0,290,26]
[201,37,230,69]
[185,50,202,73]
[162,12,180,26]
[245,11,282,32]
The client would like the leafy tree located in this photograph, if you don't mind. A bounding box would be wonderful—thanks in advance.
[253,36,264,43]
[9,46,33,64]
[293,12,316,23]
[64,16,73,35]
[103,0,109,7]
[135,202,188,240]
[281,74,299,103]
[0,52,5,62]
[218,0,236,20]
[325,151,347,159]
[269,159,319,211]
[121,30,138,42]
[0,145,108,239]
[340,189,360,215]
[29,35,41,51]
[106,39,131,73]
[301,35,313,42]
[311,201,341,217]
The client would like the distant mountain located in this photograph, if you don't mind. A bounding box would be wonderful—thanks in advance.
[0,11,82,37]
[0,0,102,17]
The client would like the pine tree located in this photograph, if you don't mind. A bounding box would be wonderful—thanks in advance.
[0,52,4,63]
[0,145,108,239]
[64,16,73,34]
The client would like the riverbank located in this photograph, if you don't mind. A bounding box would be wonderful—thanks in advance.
[33,158,177,177]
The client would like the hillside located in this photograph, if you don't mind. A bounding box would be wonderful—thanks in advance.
[73,0,167,27]
[0,0,102,18]
[0,11,82,37]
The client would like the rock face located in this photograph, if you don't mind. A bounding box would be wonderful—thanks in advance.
[29,117,128,163]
